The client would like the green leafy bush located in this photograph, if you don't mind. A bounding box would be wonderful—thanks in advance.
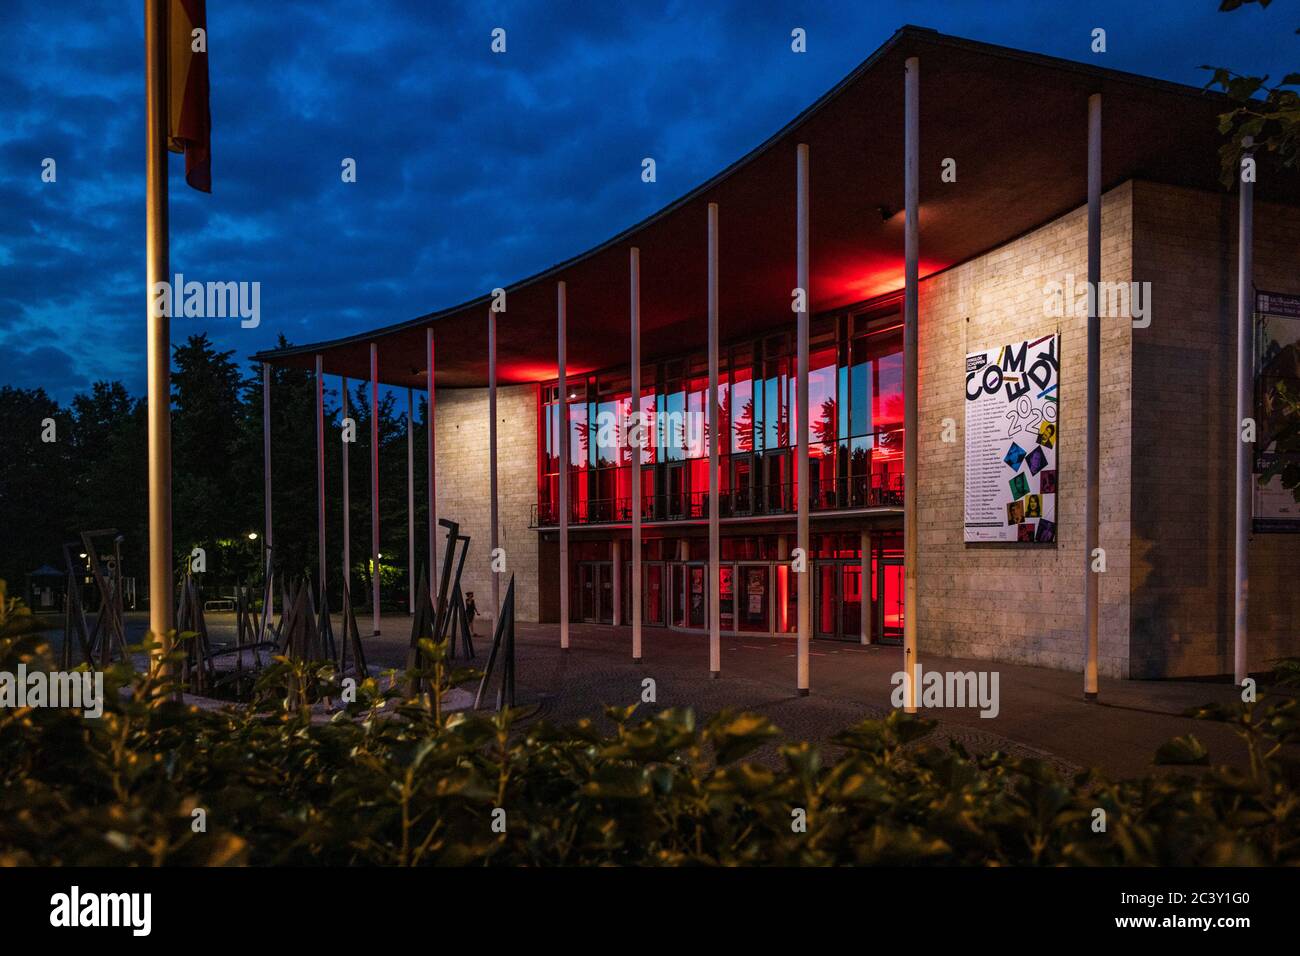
[1,583,1297,866]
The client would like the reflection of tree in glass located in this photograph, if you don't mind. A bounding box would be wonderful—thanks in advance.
[733,396,754,452]
[574,415,590,468]
[703,388,733,455]
[815,397,837,453]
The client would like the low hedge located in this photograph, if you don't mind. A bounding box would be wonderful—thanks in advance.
[1,582,1297,865]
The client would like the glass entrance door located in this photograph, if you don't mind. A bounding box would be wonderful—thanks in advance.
[670,562,706,628]
[579,563,596,623]
[877,558,903,644]
[737,563,770,632]
[815,560,862,642]
[625,561,667,626]
[597,562,613,624]
[719,564,735,631]
[578,562,614,624]
[815,562,839,639]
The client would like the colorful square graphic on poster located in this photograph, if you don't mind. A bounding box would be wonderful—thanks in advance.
[964,333,1060,542]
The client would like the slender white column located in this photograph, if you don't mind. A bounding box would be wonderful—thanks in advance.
[407,388,415,614]
[426,330,436,596]
[558,282,570,649]
[1084,93,1102,700]
[860,527,872,645]
[902,57,920,713]
[796,144,810,696]
[370,343,380,635]
[1234,136,1254,686]
[708,202,721,677]
[630,247,643,661]
[315,355,327,602]
[262,362,272,588]
[342,376,350,601]
[489,309,500,618]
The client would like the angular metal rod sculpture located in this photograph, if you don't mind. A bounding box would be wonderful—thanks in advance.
[474,574,516,711]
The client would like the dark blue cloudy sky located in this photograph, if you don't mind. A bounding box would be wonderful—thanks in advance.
[0,0,1293,403]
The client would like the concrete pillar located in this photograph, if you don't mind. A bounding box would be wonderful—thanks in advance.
[612,537,622,627]
[631,247,643,661]
[1234,135,1255,686]
[708,201,721,677]
[902,57,919,713]
[370,343,380,635]
[1084,92,1102,700]
[558,282,570,649]
[795,144,810,696]
[860,527,872,645]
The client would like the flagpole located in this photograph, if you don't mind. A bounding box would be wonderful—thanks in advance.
[145,0,175,684]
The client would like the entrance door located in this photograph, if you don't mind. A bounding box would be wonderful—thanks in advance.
[815,562,839,639]
[737,564,771,632]
[596,562,613,624]
[877,558,903,644]
[579,563,596,623]
[719,564,735,631]
[815,560,862,642]
[670,563,706,628]
[623,561,667,626]
[577,562,614,624]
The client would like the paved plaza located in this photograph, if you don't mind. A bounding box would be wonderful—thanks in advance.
[267,614,1272,777]
[43,611,1281,779]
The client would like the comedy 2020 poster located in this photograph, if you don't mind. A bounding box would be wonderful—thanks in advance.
[964,333,1059,543]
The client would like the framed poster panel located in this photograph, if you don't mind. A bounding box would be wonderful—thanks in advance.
[1254,291,1300,532]
[964,333,1060,543]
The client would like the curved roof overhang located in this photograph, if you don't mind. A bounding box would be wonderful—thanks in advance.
[254,25,1297,388]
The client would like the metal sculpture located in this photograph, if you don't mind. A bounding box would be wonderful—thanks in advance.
[474,574,516,712]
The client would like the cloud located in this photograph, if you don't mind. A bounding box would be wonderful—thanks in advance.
[0,0,1288,403]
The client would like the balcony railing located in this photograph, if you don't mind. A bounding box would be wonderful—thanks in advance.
[530,473,904,527]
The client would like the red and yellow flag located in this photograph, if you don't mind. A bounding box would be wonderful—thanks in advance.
[167,0,211,192]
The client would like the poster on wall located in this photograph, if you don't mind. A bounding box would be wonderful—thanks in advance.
[1254,291,1300,532]
[964,333,1060,543]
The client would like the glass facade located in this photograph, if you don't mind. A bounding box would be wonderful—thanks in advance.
[565,531,903,641]
[535,306,904,527]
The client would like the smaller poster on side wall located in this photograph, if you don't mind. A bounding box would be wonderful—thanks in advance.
[1254,291,1300,532]
[964,333,1060,543]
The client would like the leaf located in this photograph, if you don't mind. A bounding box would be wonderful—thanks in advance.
[706,710,779,764]
[1153,734,1210,766]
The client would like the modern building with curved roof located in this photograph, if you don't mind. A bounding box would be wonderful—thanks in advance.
[254,26,1300,688]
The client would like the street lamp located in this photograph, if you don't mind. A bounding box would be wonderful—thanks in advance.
[247,532,258,541]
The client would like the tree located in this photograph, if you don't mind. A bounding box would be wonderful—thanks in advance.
[172,334,259,586]
[1204,0,1300,185]
[0,386,76,591]
[67,382,149,591]
[1206,1,1300,502]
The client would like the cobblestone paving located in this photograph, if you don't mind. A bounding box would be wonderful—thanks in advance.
[46,611,1268,778]
[361,621,1082,774]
